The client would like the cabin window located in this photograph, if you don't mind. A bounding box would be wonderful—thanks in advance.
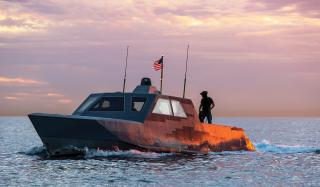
[76,95,99,113]
[132,97,147,112]
[152,98,173,116]
[89,97,124,111]
[171,100,187,118]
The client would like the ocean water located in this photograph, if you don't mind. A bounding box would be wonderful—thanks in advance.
[0,117,319,186]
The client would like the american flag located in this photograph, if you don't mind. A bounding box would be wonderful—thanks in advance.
[153,56,163,71]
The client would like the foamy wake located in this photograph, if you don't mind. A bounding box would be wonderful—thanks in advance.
[84,148,173,159]
[23,146,173,159]
[23,146,48,157]
[23,141,320,158]
[254,140,320,154]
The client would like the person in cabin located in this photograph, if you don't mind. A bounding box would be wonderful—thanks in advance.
[199,91,215,124]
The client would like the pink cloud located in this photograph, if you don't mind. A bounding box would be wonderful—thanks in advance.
[0,76,46,85]
[58,99,71,104]
[47,93,64,97]
[4,96,21,100]
[247,0,320,17]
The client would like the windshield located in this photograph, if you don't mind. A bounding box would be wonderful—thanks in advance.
[73,95,99,114]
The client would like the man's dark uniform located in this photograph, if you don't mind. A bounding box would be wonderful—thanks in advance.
[199,91,215,124]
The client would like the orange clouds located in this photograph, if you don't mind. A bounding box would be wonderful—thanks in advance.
[58,99,72,104]
[0,76,71,105]
[4,96,21,101]
[1,0,319,39]
[0,13,50,35]
[3,92,72,104]
[0,76,45,85]
[47,93,64,97]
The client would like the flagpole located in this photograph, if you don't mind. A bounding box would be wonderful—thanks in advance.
[183,44,189,98]
[122,45,129,93]
[160,56,164,94]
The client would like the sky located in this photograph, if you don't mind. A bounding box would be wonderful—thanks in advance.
[0,0,319,116]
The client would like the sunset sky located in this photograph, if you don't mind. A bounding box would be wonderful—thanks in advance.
[0,0,319,116]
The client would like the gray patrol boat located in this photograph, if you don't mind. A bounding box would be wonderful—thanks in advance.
[28,77,255,156]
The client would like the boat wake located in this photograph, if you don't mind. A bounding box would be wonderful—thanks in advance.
[254,140,320,154]
[23,141,320,159]
[84,148,173,159]
[22,146,173,159]
[23,145,48,157]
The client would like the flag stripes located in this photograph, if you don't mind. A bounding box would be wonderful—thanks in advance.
[153,62,162,71]
[153,56,163,71]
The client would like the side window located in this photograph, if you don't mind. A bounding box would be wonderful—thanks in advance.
[132,97,147,112]
[152,98,173,116]
[89,97,124,111]
[171,100,187,118]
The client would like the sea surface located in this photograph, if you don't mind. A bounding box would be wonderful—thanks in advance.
[0,117,319,186]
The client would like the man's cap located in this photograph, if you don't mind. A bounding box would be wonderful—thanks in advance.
[200,91,208,96]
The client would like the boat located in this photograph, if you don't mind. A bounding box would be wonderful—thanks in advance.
[28,77,255,156]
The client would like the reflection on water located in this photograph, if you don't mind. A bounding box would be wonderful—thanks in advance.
[1,117,320,186]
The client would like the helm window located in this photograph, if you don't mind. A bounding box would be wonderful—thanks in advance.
[89,97,124,111]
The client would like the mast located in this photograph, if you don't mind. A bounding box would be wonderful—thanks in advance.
[183,44,189,98]
[160,56,164,94]
[122,45,129,93]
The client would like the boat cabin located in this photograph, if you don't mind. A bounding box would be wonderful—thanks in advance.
[73,78,199,124]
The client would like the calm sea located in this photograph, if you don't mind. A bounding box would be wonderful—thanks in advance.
[0,117,319,186]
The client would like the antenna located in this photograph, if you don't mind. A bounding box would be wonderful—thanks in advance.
[122,45,129,93]
[183,44,189,98]
[160,55,164,94]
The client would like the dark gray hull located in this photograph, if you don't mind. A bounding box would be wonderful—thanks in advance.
[28,113,142,156]
[28,111,256,155]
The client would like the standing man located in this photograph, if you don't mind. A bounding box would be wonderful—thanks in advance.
[199,91,215,124]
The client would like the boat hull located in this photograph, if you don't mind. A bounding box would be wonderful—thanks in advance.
[28,113,255,156]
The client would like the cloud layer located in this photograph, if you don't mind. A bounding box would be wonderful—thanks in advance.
[0,0,319,116]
